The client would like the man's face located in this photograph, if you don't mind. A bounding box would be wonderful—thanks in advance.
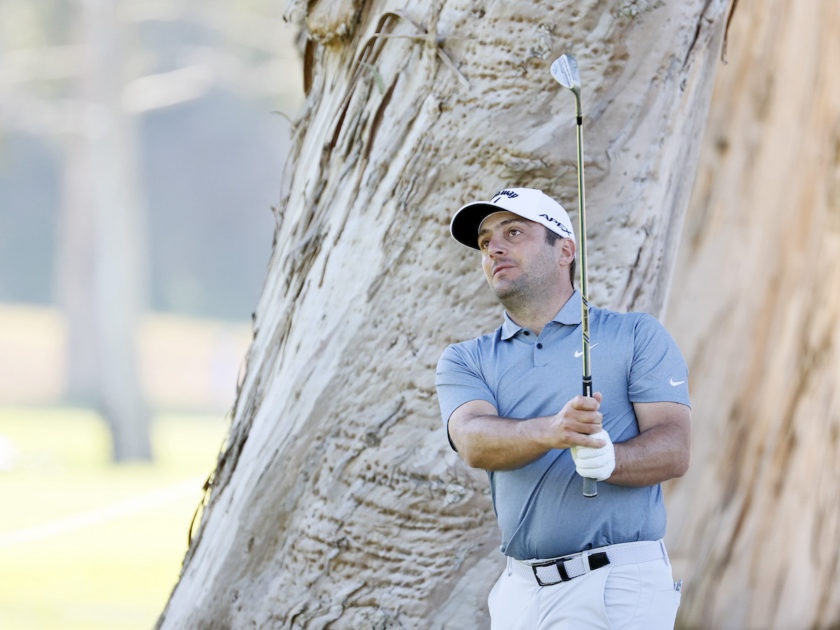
[477,211,572,303]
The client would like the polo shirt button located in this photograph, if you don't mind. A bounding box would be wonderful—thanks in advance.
[536,343,543,349]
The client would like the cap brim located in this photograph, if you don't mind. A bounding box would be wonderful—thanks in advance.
[450,202,505,249]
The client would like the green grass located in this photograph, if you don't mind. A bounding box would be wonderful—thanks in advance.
[0,406,229,630]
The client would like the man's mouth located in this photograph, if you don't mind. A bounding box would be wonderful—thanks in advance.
[492,263,514,277]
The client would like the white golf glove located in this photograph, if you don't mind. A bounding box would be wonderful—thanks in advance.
[571,430,615,481]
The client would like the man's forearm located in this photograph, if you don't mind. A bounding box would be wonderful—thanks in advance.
[452,414,552,471]
[607,423,690,487]
[449,396,605,471]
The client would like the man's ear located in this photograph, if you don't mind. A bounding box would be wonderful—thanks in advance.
[560,239,576,265]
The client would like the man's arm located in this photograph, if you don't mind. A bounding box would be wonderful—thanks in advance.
[448,395,606,471]
[607,401,691,486]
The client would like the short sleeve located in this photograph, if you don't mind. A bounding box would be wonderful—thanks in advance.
[627,314,691,407]
[435,343,498,449]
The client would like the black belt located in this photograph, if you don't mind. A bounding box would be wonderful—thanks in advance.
[531,551,610,586]
[519,541,666,587]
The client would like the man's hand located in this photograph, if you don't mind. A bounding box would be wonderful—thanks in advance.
[571,429,615,481]
[542,393,604,450]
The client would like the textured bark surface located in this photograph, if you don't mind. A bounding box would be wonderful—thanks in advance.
[158,1,731,628]
[666,0,840,628]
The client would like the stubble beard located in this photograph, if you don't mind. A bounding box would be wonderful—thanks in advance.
[489,257,563,315]
[486,241,566,313]
[491,274,537,313]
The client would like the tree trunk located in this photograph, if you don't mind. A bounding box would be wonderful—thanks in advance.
[665,0,840,628]
[56,0,152,461]
[158,1,730,627]
[56,133,100,404]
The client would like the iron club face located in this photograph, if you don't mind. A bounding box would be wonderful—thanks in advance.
[550,54,581,96]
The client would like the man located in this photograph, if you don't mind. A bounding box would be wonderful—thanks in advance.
[435,187,691,629]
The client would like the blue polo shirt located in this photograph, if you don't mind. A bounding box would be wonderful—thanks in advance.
[435,291,690,560]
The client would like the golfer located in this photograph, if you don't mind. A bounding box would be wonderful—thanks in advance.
[435,187,691,629]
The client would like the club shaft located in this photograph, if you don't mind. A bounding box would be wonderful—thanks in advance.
[573,94,598,499]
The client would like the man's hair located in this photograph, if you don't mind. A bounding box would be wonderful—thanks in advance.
[545,229,576,286]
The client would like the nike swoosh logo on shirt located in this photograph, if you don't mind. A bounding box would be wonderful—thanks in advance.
[574,344,597,358]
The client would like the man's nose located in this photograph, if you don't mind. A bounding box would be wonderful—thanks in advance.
[486,234,507,255]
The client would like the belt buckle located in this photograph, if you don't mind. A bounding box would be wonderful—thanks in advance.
[531,556,572,586]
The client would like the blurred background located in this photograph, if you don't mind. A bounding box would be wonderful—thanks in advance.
[0,1,302,628]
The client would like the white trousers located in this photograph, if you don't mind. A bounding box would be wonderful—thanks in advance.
[488,541,681,630]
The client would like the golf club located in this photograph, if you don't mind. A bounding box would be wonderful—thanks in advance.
[550,54,598,498]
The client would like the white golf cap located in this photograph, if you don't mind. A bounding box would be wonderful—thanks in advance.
[450,187,575,249]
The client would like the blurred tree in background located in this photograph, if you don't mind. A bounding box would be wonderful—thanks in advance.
[0,0,302,460]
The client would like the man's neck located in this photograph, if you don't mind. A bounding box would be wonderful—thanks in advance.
[503,286,575,336]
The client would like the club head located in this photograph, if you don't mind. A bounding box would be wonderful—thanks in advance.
[550,54,581,94]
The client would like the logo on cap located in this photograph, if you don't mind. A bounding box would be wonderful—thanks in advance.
[491,189,519,204]
[539,213,573,237]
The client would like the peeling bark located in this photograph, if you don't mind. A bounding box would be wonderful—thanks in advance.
[666,0,840,628]
[159,1,732,627]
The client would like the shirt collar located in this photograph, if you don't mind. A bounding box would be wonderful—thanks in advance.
[500,290,583,340]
